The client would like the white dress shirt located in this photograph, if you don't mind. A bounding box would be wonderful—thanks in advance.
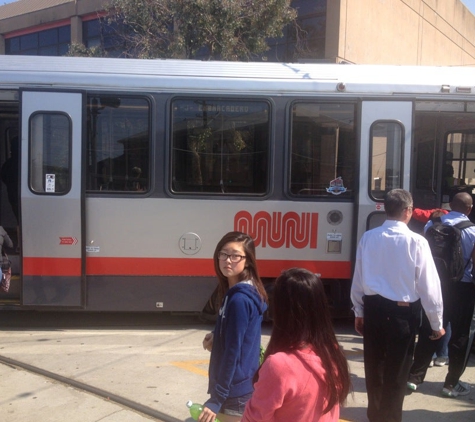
[351,219,443,330]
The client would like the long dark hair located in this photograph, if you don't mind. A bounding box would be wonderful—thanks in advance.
[213,231,267,302]
[262,268,350,414]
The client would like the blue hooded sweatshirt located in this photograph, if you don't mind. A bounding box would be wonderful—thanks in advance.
[204,281,267,414]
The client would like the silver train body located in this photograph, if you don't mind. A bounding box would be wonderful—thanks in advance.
[0,56,474,314]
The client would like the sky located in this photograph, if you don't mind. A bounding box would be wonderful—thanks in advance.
[462,0,475,15]
[1,0,475,15]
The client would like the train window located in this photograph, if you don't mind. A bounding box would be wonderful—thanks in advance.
[290,102,356,197]
[370,121,403,200]
[29,112,71,194]
[442,132,475,202]
[171,99,270,195]
[86,96,150,192]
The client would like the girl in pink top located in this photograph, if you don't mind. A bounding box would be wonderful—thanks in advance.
[242,268,351,422]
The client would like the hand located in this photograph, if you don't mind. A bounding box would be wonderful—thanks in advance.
[198,406,216,422]
[355,317,364,336]
[429,328,446,340]
[203,332,214,351]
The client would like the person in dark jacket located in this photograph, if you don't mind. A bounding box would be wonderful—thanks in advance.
[1,136,19,223]
[200,232,268,422]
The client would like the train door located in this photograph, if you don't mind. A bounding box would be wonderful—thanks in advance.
[0,90,20,303]
[412,101,475,220]
[21,90,85,307]
[356,101,413,242]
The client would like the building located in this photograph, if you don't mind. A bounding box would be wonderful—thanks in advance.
[0,0,474,65]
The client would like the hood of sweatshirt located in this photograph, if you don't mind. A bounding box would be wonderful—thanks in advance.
[220,280,267,318]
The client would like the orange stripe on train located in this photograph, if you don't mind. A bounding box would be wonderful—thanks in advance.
[22,257,351,279]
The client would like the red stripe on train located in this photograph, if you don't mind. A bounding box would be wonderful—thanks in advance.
[23,257,352,279]
[23,257,82,276]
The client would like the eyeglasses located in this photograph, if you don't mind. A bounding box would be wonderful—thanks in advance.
[218,252,246,263]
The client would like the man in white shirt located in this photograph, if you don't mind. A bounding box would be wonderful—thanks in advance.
[351,189,444,422]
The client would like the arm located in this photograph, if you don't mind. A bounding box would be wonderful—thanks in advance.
[0,227,13,250]
[415,239,444,331]
[412,208,432,223]
[202,332,214,352]
[354,317,364,336]
[350,241,365,335]
[3,233,13,250]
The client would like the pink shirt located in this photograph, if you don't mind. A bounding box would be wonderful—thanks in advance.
[242,349,340,422]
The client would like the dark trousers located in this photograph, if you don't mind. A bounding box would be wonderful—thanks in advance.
[408,313,447,385]
[443,281,475,388]
[409,281,475,388]
[363,295,421,422]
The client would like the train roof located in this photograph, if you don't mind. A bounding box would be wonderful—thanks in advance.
[0,55,475,96]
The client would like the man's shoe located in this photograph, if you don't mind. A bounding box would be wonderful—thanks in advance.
[429,359,434,367]
[441,381,471,397]
[407,382,418,391]
[434,357,448,366]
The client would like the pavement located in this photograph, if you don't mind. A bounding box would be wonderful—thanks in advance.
[0,312,474,421]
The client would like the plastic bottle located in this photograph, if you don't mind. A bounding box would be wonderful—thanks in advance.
[186,401,221,422]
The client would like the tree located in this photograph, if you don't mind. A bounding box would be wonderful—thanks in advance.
[104,0,297,60]
[65,42,106,57]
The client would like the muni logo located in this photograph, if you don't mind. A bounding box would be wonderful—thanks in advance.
[234,211,318,249]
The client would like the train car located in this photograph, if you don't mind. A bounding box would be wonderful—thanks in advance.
[1,55,475,316]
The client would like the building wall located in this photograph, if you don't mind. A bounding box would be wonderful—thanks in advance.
[328,0,475,65]
[0,0,475,65]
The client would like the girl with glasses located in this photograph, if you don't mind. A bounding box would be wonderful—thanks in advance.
[199,231,268,422]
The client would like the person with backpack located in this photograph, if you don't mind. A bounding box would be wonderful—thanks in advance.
[407,192,475,397]
[351,189,444,422]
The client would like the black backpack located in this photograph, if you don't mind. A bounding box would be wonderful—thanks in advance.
[425,217,474,282]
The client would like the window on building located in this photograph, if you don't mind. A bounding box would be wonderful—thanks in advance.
[290,102,356,197]
[29,113,71,194]
[264,0,326,62]
[86,96,150,192]
[171,99,270,195]
[83,18,125,57]
[6,25,70,56]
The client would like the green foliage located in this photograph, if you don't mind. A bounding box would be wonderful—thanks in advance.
[105,0,297,60]
[260,344,265,365]
[65,42,106,57]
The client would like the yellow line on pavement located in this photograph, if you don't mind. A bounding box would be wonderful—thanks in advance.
[171,359,209,377]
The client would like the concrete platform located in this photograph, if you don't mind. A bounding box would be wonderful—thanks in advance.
[0,312,473,421]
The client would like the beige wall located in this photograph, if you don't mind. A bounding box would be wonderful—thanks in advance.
[0,0,102,35]
[1,0,475,66]
[327,0,475,66]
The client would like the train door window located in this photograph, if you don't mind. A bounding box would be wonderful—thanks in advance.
[86,96,150,192]
[29,112,71,194]
[290,102,356,197]
[370,121,403,200]
[443,132,475,202]
[171,99,270,195]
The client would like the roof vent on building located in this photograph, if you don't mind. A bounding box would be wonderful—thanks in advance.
[441,85,451,93]
[456,86,472,93]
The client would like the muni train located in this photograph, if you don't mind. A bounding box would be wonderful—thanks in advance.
[1,55,475,315]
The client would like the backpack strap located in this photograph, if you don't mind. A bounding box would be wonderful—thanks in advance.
[453,220,475,272]
[454,220,475,231]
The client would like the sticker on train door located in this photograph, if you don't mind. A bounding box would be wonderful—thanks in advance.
[45,174,56,192]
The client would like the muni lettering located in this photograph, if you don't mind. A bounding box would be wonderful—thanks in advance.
[234,211,318,249]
